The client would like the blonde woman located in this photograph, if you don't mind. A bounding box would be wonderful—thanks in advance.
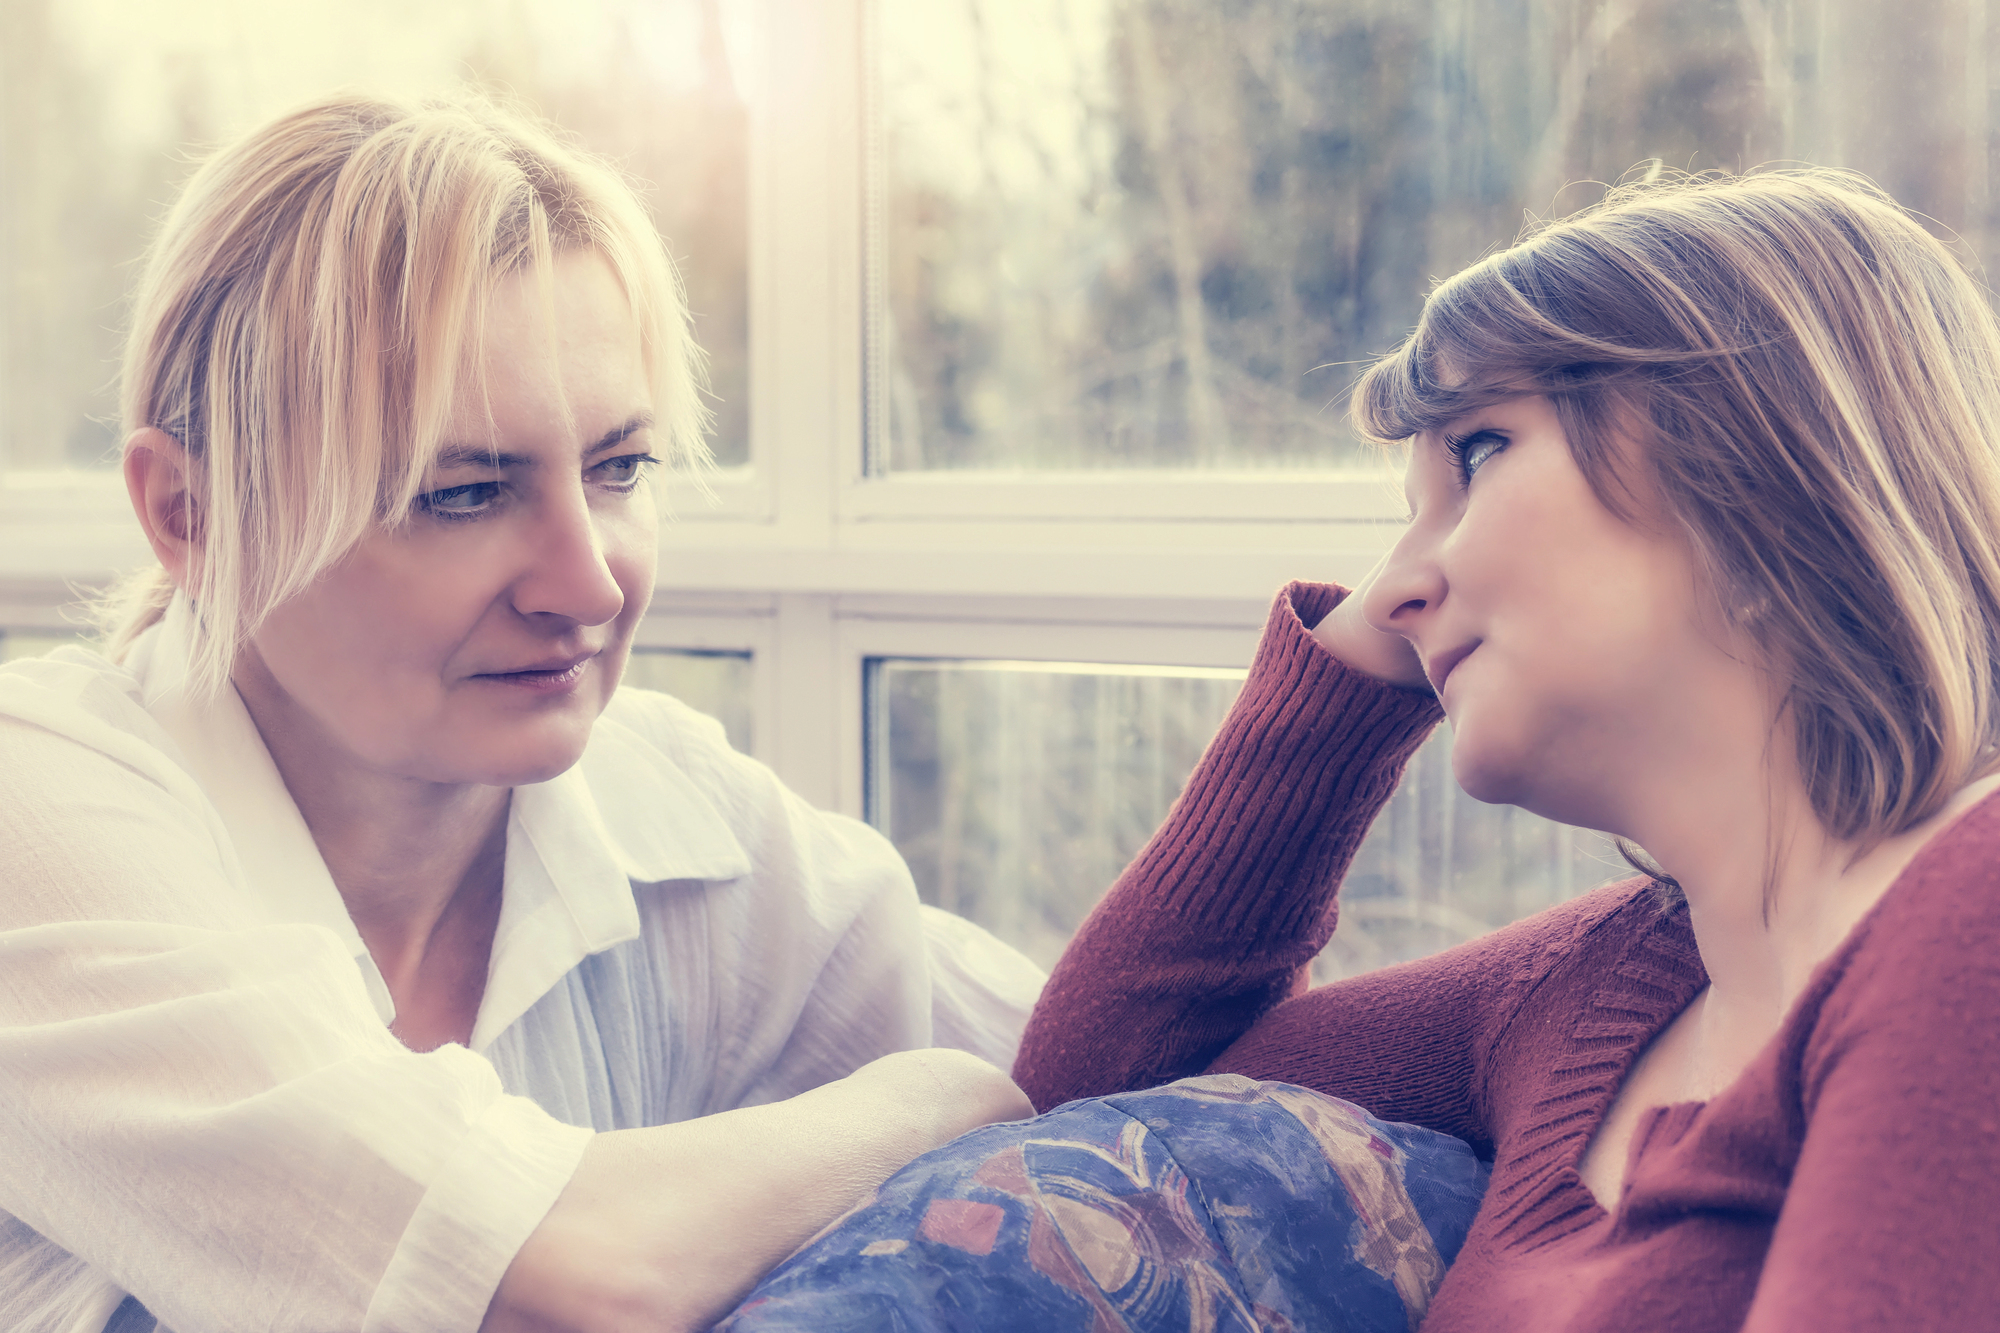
[0,95,1040,1333]
[994,170,2000,1329]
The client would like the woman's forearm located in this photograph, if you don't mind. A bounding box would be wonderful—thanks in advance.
[1011,582,1444,1111]
[481,1048,1031,1333]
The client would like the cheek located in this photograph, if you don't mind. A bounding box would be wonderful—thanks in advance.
[256,547,501,693]
[355,549,508,663]
[597,507,659,685]
[1439,505,1670,786]
[603,506,658,616]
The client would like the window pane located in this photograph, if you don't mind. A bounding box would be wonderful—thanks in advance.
[623,647,754,754]
[867,656,1618,974]
[0,628,81,662]
[2,0,752,474]
[869,659,1247,967]
[1320,730,1621,984]
[873,0,1998,472]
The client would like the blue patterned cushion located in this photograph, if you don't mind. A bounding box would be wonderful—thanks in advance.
[717,1073,1489,1332]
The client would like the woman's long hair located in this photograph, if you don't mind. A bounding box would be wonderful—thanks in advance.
[1353,168,2000,856]
[103,91,709,698]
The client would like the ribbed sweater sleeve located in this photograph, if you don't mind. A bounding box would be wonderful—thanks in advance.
[1011,581,1445,1110]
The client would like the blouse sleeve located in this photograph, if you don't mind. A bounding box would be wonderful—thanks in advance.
[713,837,1046,1112]
[919,903,1047,1071]
[714,800,1047,1108]
[616,691,1046,1114]
[1011,582,1445,1111]
[0,676,589,1333]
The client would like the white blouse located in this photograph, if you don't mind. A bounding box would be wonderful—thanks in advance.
[0,598,1046,1333]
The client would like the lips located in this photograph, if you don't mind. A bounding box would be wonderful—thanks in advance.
[475,650,599,680]
[1425,641,1478,695]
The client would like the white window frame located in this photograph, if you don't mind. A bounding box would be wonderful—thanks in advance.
[0,0,1409,817]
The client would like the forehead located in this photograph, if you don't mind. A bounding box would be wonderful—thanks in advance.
[479,251,637,366]
[443,253,647,445]
[1417,393,1547,447]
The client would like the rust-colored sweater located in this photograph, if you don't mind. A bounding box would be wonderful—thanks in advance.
[1014,582,2000,1331]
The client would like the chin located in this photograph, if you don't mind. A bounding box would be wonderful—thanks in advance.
[1446,721,1539,809]
[489,754,587,787]
[420,723,595,788]
[1450,722,1624,831]
[494,736,593,787]
[425,688,612,786]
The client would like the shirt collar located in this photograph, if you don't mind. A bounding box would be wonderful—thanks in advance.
[475,710,753,1047]
[133,594,754,1049]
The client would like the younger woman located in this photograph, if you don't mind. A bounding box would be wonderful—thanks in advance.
[1017,166,2000,1328]
[727,168,2000,1331]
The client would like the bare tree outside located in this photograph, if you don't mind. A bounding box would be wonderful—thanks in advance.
[877,0,2000,470]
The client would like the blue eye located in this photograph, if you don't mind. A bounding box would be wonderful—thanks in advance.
[418,481,501,519]
[593,452,661,490]
[1442,430,1506,486]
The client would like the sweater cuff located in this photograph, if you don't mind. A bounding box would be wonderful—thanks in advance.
[1142,580,1445,943]
[362,1095,592,1333]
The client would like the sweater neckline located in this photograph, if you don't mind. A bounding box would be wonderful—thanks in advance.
[1482,786,2000,1255]
[1483,893,1707,1250]
[1487,784,2000,1250]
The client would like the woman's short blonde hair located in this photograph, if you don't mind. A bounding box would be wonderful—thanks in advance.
[1354,168,2000,851]
[106,91,708,697]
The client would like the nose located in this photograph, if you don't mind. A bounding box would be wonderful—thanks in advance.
[510,485,626,628]
[1359,521,1447,639]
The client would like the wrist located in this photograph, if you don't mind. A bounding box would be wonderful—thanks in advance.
[1306,585,1431,691]
[848,1049,1032,1152]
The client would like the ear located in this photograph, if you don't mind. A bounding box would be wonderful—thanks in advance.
[123,427,202,587]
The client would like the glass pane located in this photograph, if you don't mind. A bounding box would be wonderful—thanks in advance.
[873,0,2000,472]
[868,656,1619,975]
[869,659,1248,968]
[623,647,754,754]
[1319,731,1622,984]
[0,628,81,663]
[2,0,753,474]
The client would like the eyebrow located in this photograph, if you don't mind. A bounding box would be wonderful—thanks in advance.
[431,413,655,471]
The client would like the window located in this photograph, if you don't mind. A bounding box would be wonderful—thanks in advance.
[6,0,1990,978]
[874,0,1382,471]
[625,647,757,754]
[1,0,757,581]
[868,658,1247,967]
[0,627,78,664]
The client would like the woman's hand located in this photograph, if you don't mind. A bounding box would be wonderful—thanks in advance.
[1309,554,1433,692]
[481,1048,1031,1333]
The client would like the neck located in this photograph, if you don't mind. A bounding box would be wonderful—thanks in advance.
[1638,766,1833,1021]
[231,664,511,1005]
[292,772,511,988]
[1622,725,2000,1085]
